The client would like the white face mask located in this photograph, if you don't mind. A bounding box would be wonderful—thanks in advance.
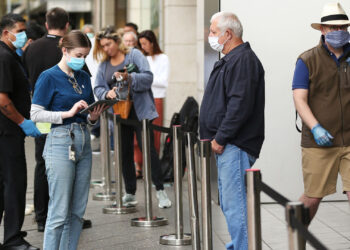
[208,33,228,52]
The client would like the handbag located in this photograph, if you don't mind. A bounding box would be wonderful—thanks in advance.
[111,49,139,119]
[112,79,132,119]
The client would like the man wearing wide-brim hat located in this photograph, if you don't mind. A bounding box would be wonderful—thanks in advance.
[292,2,350,225]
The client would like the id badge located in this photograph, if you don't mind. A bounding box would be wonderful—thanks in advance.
[69,145,76,161]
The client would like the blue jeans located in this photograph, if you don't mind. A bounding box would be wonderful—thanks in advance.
[215,144,256,250]
[43,123,92,250]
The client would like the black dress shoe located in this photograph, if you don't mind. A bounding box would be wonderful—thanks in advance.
[82,219,92,229]
[37,222,45,232]
[3,243,39,250]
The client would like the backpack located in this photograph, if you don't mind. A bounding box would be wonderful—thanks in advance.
[160,97,199,182]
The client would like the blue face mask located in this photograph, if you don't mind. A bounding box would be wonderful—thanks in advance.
[86,33,94,39]
[66,55,85,71]
[9,31,27,49]
[325,30,350,49]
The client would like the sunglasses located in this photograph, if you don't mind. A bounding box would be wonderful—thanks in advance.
[96,30,119,40]
[68,77,82,95]
[324,25,349,30]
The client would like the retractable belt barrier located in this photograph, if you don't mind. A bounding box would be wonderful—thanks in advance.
[160,126,191,246]
[92,111,115,201]
[96,114,328,250]
[185,132,201,250]
[246,170,328,250]
[110,114,172,134]
[200,140,213,250]
[102,115,136,214]
[103,115,203,247]
[131,119,168,227]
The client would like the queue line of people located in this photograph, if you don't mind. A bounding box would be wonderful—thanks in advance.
[2,2,350,250]
[0,6,172,250]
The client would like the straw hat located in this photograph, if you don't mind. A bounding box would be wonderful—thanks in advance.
[311,2,350,30]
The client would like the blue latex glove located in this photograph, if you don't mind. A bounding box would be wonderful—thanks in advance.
[311,123,334,146]
[19,119,42,137]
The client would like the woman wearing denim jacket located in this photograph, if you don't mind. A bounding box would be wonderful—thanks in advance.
[93,29,171,208]
[30,30,106,250]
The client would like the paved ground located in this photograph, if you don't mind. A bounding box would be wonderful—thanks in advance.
[0,137,349,249]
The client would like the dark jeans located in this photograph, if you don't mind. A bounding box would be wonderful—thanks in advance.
[120,107,164,194]
[0,133,27,246]
[34,134,49,224]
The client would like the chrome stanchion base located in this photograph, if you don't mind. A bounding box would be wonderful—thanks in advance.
[90,179,103,188]
[159,233,192,246]
[131,216,168,227]
[92,192,116,201]
[103,203,137,214]
[90,180,116,189]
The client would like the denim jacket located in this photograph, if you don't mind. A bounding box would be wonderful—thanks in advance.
[94,48,158,121]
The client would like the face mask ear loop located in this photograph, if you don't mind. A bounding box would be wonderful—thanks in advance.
[7,30,15,43]
[65,52,71,66]
[219,30,230,46]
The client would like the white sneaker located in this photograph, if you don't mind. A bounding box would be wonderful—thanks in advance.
[122,193,138,205]
[25,204,34,215]
[156,190,172,208]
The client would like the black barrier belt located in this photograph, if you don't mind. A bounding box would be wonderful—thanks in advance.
[115,116,141,128]
[290,216,328,250]
[149,123,171,134]
[258,180,328,249]
[108,113,172,133]
[257,181,290,207]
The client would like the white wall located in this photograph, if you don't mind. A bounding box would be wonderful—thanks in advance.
[163,0,197,125]
[220,0,350,201]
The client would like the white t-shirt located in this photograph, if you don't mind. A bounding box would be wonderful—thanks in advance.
[85,37,99,90]
[147,53,169,98]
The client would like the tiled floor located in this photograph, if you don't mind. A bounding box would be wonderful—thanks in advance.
[0,138,349,249]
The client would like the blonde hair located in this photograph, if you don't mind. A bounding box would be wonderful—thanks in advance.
[93,29,129,62]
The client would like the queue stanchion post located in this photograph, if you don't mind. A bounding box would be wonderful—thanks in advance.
[186,132,200,249]
[246,169,262,250]
[103,115,137,214]
[286,202,306,250]
[131,119,168,227]
[160,126,191,245]
[90,114,105,188]
[93,111,115,201]
[200,139,213,250]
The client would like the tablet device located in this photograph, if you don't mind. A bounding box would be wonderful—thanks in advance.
[80,99,118,115]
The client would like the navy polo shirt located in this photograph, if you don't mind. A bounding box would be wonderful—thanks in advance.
[32,65,95,127]
[292,38,350,90]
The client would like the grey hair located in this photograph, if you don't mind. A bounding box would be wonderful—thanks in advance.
[81,24,94,33]
[123,31,137,41]
[210,11,243,38]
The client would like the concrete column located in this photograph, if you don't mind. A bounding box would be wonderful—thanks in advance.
[92,0,116,30]
[163,0,197,124]
[0,0,6,16]
[92,0,102,30]
[101,0,116,28]
[196,0,205,104]
[126,0,151,31]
